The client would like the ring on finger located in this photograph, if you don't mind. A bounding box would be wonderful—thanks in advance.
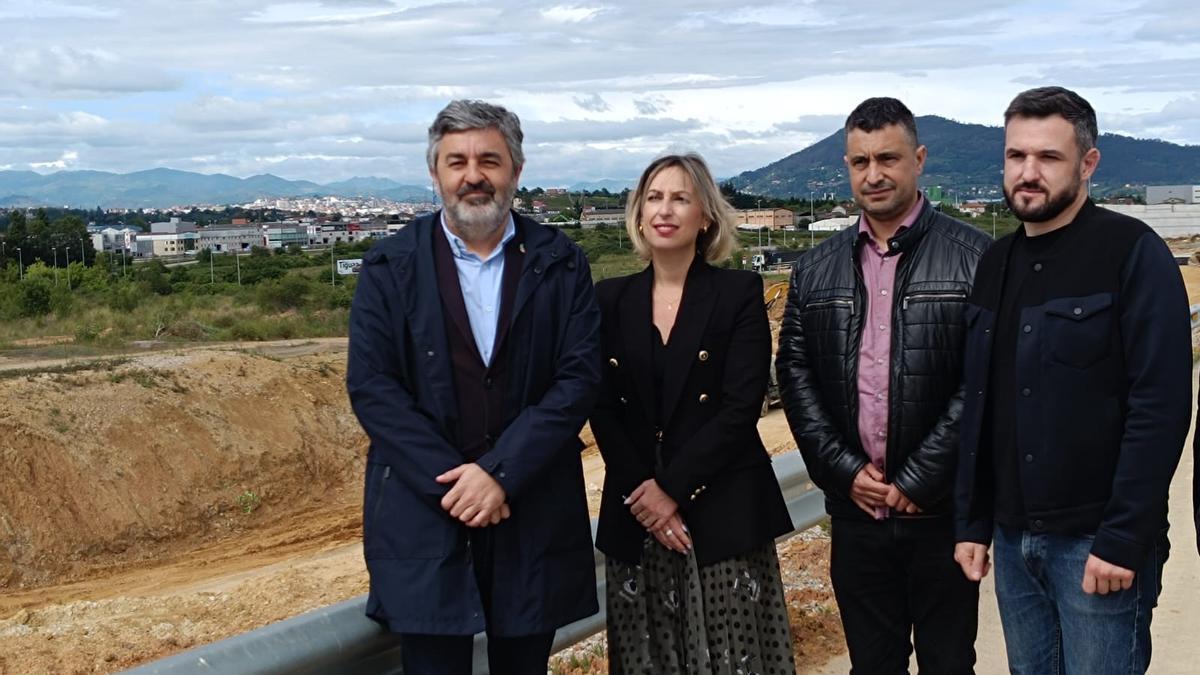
[666,528,675,537]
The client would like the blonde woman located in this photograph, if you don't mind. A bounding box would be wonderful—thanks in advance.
[591,153,796,674]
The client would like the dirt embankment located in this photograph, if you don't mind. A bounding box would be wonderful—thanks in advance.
[0,346,367,592]
[0,339,841,675]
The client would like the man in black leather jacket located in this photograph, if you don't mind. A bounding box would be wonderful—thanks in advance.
[777,97,991,673]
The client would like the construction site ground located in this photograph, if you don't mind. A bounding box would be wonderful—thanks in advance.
[4,258,1200,674]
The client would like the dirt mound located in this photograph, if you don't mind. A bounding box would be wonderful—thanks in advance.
[0,347,366,591]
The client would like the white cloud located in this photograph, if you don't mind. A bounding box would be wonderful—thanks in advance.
[31,150,80,170]
[541,5,605,23]
[0,0,1193,189]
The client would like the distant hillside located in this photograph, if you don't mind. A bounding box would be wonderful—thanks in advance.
[0,169,432,208]
[731,115,1200,199]
[568,179,634,193]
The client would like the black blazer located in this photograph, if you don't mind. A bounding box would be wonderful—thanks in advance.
[591,259,793,566]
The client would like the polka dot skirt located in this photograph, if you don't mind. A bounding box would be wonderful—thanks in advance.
[606,539,796,675]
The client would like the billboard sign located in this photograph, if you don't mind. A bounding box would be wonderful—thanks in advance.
[336,258,363,276]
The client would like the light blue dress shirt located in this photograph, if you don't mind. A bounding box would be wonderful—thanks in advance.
[440,213,517,365]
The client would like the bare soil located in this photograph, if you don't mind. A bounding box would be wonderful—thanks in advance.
[0,336,841,674]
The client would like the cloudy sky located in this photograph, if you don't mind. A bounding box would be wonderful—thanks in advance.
[0,0,1197,187]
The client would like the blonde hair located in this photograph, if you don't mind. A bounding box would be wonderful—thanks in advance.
[624,153,737,263]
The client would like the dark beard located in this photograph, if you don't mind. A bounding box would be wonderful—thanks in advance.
[1004,181,1080,224]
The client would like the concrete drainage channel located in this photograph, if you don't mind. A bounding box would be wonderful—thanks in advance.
[125,452,825,675]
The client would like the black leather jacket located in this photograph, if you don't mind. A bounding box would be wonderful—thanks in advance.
[777,200,990,521]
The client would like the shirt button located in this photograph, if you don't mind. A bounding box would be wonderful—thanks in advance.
[1033,519,1044,530]
[1025,454,1034,462]
[1073,307,1083,316]
[880,289,888,296]
[1021,387,1031,396]
[1023,324,1032,333]
[876,358,884,365]
[879,324,886,330]
[877,430,885,438]
[875,393,884,400]
[1033,263,1043,272]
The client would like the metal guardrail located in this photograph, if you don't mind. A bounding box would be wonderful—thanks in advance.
[125,452,825,675]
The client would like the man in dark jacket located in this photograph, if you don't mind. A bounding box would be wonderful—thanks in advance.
[346,100,601,675]
[777,97,990,673]
[954,86,1190,674]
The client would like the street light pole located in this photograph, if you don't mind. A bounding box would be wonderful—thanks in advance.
[65,247,71,290]
[209,249,214,284]
[330,242,336,287]
[235,250,242,285]
[809,192,815,249]
[992,210,996,239]
[16,247,22,280]
[53,247,59,286]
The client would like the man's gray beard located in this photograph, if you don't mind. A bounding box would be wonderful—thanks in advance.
[442,187,515,243]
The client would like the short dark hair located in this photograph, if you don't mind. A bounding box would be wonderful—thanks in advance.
[844,97,919,147]
[1004,86,1098,153]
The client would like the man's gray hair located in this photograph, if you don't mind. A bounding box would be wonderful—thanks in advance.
[426,100,525,172]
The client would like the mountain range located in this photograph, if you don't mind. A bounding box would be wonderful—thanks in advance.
[0,169,433,209]
[3,117,1197,208]
[730,115,1200,199]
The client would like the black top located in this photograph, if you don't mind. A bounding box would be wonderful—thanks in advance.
[652,325,668,426]
[987,223,1071,528]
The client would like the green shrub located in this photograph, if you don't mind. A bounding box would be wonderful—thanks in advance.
[19,278,53,317]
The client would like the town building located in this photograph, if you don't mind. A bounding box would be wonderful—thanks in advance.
[1100,203,1200,238]
[736,208,795,230]
[808,216,857,232]
[200,226,262,253]
[1146,185,1200,205]
[580,208,625,227]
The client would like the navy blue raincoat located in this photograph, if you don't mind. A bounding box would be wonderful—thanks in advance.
[347,211,601,636]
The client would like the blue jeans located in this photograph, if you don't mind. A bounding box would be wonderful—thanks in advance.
[992,525,1165,674]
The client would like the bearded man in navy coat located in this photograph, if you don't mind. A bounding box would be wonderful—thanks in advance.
[347,99,601,675]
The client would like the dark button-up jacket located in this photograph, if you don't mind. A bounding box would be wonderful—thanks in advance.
[956,201,1191,571]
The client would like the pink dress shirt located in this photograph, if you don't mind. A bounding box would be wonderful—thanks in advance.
[855,197,924,519]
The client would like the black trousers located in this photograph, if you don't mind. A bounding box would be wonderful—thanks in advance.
[400,528,555,675]
[830,517,979,675]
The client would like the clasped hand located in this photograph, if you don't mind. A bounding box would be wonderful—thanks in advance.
[436,463,511,527]
[850,463,921,516]
[626,479,692,554]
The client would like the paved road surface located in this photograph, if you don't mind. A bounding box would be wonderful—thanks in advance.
[814,365,1199,674]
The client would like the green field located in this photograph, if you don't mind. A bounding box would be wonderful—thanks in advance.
[0,204,1020,350]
